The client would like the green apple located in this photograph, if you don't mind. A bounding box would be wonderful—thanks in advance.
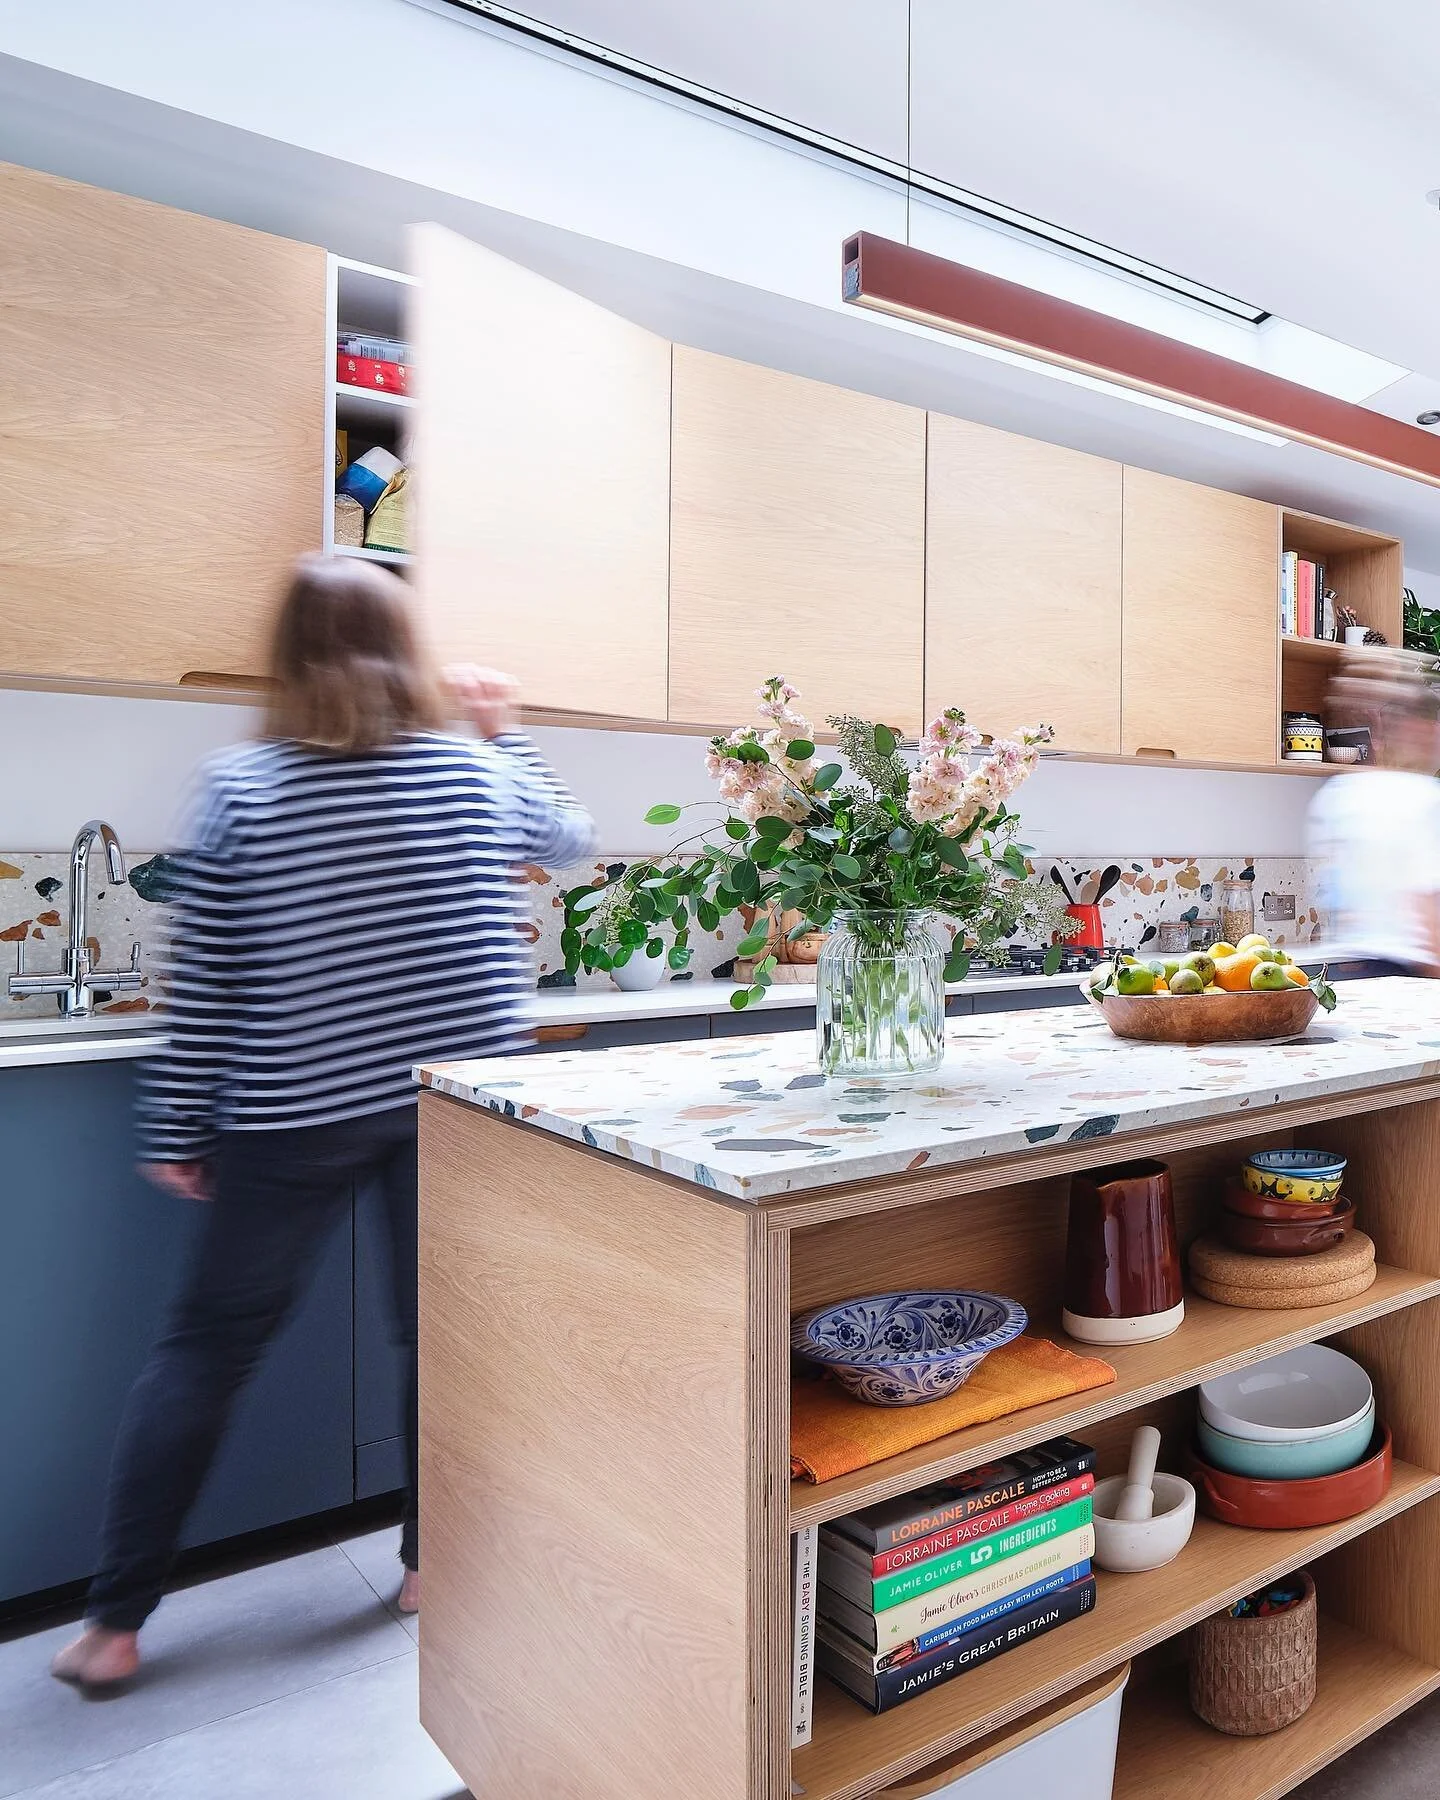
[1115,964,1158,996]
[1250,961,1290,992]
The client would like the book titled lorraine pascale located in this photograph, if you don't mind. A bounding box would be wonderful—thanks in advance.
[818,1575,1098,1712]
[831,1437,1099,1555]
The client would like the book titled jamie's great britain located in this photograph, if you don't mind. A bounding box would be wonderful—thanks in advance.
[832,1438,1098,1555]
[818,1576,1098,1712]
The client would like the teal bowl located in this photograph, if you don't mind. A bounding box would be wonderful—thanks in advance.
[1197,1405,1375,1479]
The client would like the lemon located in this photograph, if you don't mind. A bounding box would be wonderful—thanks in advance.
[1237,933,1273,957]
[1209,941,1237,959]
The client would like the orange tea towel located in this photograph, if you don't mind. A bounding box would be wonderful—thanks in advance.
[790,1336,1117,1483]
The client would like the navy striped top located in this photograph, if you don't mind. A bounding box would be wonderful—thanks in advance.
[139,731,594,1160]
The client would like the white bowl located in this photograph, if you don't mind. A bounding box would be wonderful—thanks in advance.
[1091,1473,1196,1572]
[1199,1344,1373,1444]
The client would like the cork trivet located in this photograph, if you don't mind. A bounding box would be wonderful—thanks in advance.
[1192,1266,1377,1310]
[1189,1230,1374,1291]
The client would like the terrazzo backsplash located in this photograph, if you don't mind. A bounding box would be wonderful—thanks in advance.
[0,851,1324,1020]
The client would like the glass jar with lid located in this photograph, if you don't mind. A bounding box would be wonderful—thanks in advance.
[1219,879,1255,946]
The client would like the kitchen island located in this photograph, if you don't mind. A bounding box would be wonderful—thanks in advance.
[416,977,1440,1800]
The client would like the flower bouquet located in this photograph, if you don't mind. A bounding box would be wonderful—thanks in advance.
[562,679,1073,1076]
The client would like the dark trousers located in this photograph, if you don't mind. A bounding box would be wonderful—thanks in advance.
[87,1109,419,1633]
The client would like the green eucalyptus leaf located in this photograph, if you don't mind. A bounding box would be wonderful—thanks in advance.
[833,854,862,879]
[786,738,815,760]
[755,814,792,838]
[1043,942,1063,977]
[730,860,760,900]
[873,723,897,757]
[935,837,969,871]
[697,900,720,932]
[671,907,687,929]
[755,955,778,978]
[806,826,841,844]
[888,826,914,854]
[729,989,749,1010]
[812,763,843,791]
[644,803,682,825]
[724,817,750,841]
[736,928,772,956]
[748,982,768,1002]
[735,740,770,764]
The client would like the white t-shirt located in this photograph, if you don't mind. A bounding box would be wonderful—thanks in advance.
[1308,770,1440,970]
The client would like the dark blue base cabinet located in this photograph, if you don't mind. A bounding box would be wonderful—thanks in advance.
[0,1062,407,1607]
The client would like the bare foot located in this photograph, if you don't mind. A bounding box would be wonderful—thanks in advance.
[51,1628,140,1689]
[397,1569,420,1616]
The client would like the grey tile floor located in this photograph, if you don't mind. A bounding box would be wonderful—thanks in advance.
[1,1529,465,1800]
[7,1527,1440,1797]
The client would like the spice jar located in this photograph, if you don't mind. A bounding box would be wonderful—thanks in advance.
[1283,712,1324,763]
[1156,921,1192,954]
[1219,879,1255,946]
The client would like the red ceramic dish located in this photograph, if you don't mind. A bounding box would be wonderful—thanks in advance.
[1223,1182,1352,1225]
[1219,1204,1354,1257]
[1186,1424,1392,1529]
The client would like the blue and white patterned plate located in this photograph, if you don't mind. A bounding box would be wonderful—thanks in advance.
[791,1289,1028,1407]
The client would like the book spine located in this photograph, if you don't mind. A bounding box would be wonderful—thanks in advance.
[1282,550,1298,635]
[790,1525,818,1749]
[874,1527,1095,1652]
[1299,559,1316,638]
[873,1577,1098,1712]
[871,1496,1092,1611]
[869,1474,1095,1578]
[866,1443,1099,1552]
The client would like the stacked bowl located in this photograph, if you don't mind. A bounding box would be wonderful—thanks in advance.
[1189,1345,1391,1527]
[1219,1150,1353,1257]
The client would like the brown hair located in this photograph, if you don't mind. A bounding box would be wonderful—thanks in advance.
[264,555,446,753]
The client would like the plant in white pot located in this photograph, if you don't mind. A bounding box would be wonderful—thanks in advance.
[563,679,1068,1075]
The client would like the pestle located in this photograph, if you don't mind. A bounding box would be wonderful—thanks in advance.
[1114,1425,1161,1522]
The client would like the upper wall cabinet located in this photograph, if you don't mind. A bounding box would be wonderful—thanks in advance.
[0,162,325,686]
[1121,469,1280,764]
[925,415,1122,752]
[668,347,926,734]
[410,226,672,721]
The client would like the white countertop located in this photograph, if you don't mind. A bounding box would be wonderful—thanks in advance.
[0,942,1359,1069]
[420,976,1440,1202]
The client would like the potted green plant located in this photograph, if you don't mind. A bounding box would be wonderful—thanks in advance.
[563,678,1073,1077]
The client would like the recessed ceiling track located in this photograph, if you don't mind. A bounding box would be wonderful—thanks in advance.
[432,0,1266,326]
[841,230,1440,488]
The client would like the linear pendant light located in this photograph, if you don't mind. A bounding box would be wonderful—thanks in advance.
[842,231,1440,488]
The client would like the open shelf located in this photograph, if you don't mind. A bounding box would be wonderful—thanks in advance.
[333,381,414,418]
[1114,1615,1440,1799]
[790,1466,1440,1800]
[333,543,412,567]
[791,1269,1440,1530]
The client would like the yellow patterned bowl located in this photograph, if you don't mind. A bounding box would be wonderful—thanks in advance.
[1241,1149,1347,1205]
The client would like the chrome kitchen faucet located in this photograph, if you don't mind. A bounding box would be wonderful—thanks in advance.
[8,819,144,1018]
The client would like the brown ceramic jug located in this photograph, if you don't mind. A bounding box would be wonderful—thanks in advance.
[1063,1158,1185,1345]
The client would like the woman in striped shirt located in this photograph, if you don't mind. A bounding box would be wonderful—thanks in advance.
[53,556,594,1688]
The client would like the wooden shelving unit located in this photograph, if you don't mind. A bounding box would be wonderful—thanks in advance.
[1279,508,1404,726]
[323,255,416,572]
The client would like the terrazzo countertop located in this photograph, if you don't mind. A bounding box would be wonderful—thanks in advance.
[418,976,1440,1202]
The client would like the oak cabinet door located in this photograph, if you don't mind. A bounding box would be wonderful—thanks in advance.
[925,415,1122,751]
[0,162,324,686]
[668,347,925,735]
[410,226,671,720]
[1122,469,1280,764]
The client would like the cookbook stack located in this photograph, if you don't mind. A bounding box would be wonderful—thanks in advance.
[815,1436,1099,1712]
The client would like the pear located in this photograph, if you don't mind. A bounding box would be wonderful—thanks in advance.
[1184,953,1218,987]
[1250,961,1290,992]
[1115,964,1158,997]
[1169,967,1205,995]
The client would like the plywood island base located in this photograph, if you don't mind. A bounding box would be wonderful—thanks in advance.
[417,1037,1440,1800]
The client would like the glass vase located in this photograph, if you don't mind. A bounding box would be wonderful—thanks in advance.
[815,909,945,1080]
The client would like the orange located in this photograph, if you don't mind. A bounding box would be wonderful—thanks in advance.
[1285,966,1311,986]
[1214,952,1262,992]
[1154,978,1169,993]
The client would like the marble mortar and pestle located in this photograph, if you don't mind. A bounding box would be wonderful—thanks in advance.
[1091,1425,1196,1572]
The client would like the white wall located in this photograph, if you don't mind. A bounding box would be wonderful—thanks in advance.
[0,687,1314,857]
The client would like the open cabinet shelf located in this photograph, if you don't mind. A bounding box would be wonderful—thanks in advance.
[790,1269,1440,1529]
[792,1469,1440,1800]
[1114,1614,1440,1800]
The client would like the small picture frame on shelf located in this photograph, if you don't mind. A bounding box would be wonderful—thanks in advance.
[1324,725,1372,765]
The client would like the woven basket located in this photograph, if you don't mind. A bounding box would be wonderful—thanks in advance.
[333,492,365,548]
[1189,1571,1317,1735]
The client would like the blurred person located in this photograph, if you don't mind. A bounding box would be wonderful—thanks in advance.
[52,555,594,1689]
[1308,647,1440,977]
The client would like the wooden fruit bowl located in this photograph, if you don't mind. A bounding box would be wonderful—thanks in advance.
[1087,983,1319,1044]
